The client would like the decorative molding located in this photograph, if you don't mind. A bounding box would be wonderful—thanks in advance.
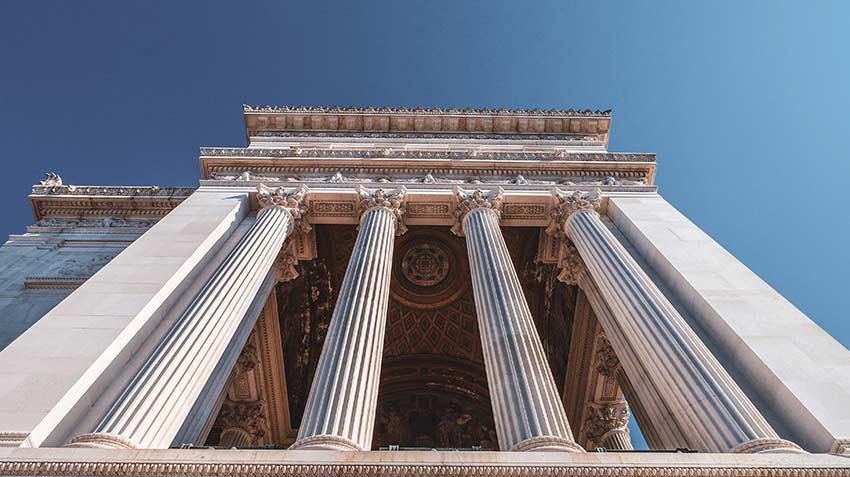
[32,217,157,229]
[0,432,27,448]
[29,185,192,222]
[244,104,612,117]
[23,276,86,290]
[1,457,847,476]
[451,186,504,236]
[256,131,601,142]
[201,147,653,163]
[30,184,196,197]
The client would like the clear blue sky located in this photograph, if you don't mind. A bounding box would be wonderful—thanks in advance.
[1,1,848,451]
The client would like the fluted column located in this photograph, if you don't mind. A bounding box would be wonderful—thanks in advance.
[290,186,406,451]
[550,189,802,454]
[452,187,583,452]
[67,185,309,449]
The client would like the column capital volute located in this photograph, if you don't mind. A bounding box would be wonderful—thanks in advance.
[356,185,407,235]
[547,188,603,236]
[451,186,504,236]
[257,183,311,233]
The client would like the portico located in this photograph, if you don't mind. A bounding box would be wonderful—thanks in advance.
[0,105,849,476]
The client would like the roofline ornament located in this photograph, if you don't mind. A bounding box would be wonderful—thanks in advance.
[243,104,612,117]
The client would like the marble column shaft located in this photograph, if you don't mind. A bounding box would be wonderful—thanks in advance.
[554,189,801,454]
[455,187,583,452]
[67,185,307,450]
[290,186,405,451]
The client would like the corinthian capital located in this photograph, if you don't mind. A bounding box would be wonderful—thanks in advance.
[547,188,602,235]
[356,185,407,235]
[584,401,631,447]
[451,186,504,236]
[257,184,311,233]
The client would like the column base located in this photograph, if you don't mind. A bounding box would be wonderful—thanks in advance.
[511,436,585,452]
[731,437,806,454]
[288,434,364,451]
[65,432,137,449]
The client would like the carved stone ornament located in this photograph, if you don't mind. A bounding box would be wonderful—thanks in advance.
[584,401,631,446]
[218,400,268,446]
[555,239,585,286]
[451,186,504,236]
[40,172,63,187]
[275,247,300,283]
[256,183,311,233]
[547,188,603,236]
[356,185,407,235]
[596,335,622,378]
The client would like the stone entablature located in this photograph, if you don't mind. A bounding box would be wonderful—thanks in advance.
[200,158,655,189]
[243,105,612,147]
[29,182,195,223]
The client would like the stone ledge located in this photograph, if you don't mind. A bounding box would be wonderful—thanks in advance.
[1,448,848,477]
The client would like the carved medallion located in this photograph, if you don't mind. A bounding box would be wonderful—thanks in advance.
[390,228,468,310]
[401,242,450,287]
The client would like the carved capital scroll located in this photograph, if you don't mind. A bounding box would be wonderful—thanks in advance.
[356,185,407,235]
[257,184,311,233]
[547,188,602,236]
[451,186,504,236]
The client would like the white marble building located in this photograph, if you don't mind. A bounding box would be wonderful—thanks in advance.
[0,106,848,475]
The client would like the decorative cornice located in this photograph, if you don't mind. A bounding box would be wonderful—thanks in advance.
[200,147,653,163]
[451,186,504,236]
[596,335,622,378]
[256,131,601,142]
[356,185,407,235]
[29,182,194,223]
[244,105,612,117]
[256,184,311,233]
[33,217,157,229]
[31,184,196,197]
